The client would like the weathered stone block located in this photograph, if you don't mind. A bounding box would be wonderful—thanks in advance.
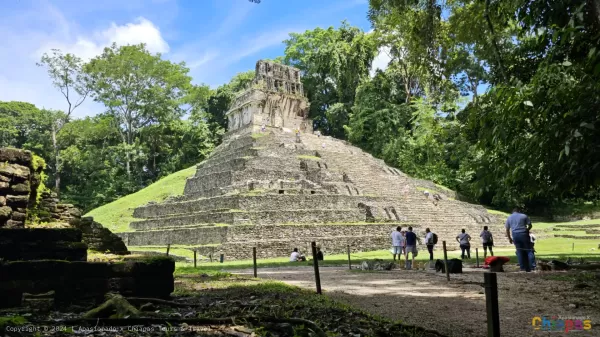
[11,182,30,194]
[0,228,83,242]
[0,181,9,189]
[0,196,5,206]
[5,220,23,228]
[10,211,26,221]
[0,174,10,182]
[0,206,11,220]
[0,241,87,261]
[0,163,30,180]
[0,148,33,166]
[6,194,29,207]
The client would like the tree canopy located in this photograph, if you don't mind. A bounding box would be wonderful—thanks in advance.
[4,1,600,213]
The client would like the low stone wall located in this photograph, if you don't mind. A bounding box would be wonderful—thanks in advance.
[119,226,229,246]
[0,228,87,261]
[0,148,43,228]
[218,236,391,260]
[226,223,401,242]
[71,217,129,255]
[133,194,378,219]
[38,190,81,223]
[0,256,175,308]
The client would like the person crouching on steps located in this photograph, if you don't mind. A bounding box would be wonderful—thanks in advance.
[405,226,419,269]
[391,226,405,261]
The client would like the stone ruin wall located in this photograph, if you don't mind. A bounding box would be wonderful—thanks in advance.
[0,148,42,228]
[0,147,128,255]
[226,60,313,138]
[37,190,82,223]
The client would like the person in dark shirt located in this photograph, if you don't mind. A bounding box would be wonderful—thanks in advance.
[316,246,324,261]
[404,226,419,269]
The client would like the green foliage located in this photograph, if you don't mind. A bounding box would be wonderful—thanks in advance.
[0,316,28,330]
[284,22,378,138]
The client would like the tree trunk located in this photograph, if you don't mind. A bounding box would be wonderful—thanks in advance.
[51,124,61,198]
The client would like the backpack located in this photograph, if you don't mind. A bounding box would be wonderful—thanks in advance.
[432,233,438,245]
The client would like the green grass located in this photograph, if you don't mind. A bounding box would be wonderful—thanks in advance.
[169,221,600,274]
[85,166,196,233]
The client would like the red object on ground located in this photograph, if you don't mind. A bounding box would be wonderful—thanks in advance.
[484,256,510,266]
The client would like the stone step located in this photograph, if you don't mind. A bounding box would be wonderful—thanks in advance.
[129,208,367,230]
[134,194,378,219]
[118,225,228,246]
[184,168,305,196]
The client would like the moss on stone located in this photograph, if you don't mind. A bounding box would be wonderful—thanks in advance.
[0,316,28,330]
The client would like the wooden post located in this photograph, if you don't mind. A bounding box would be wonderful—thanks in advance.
[253,247,258,278]
[442,241,450,281]
[347,245,351,270]
[311,242,322,295]
[484,273,501,337]
[476,248,479,268]
[193,250,197,268]
[166,244,170,256]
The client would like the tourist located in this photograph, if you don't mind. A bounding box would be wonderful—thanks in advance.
[424,228,435,261]
[261,124,266,132]
[295,128,301,143]
[391,226,405,261]
[456,229,471,259]
[505,207,533,272]
[290,248,306,262]
[316,246,324,261]
[480,226,494,258]
[528,232,537,270]
[405,226,419,269]
[316,130,321,137]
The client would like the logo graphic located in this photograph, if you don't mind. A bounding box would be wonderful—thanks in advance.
[532,316,592,333]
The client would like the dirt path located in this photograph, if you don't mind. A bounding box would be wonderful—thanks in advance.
[232,266,600,337]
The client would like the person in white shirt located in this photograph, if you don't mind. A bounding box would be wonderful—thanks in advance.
[391,226,405,261]
[290,248,301,262]
[456,229,471,259]
[425,228,434,261]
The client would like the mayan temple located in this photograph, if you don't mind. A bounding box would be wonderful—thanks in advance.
[119,60,506,259]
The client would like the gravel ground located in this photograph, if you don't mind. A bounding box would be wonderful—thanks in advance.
[232,266,600,337]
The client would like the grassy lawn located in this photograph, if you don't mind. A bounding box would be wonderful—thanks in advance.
[85,166,196,233]
[168,232,599,275]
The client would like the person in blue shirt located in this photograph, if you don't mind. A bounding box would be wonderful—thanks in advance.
[505,207,533,272]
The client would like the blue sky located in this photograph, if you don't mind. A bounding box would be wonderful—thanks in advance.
[0,0,378,118]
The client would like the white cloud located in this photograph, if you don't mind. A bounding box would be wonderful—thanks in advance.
[0,2,170,118]
[37,17,169,61]
[370,46,392,77]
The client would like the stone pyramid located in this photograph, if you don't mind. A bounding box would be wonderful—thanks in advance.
[119,60,504,259]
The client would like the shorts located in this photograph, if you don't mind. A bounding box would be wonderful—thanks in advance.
[405,245,418,256]
[483,242,493,247]
[392,246,403,254]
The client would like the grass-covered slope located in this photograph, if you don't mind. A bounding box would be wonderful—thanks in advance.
[85,166,196,233]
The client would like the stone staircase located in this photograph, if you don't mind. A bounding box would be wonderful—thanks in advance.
[118,129,507,259]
